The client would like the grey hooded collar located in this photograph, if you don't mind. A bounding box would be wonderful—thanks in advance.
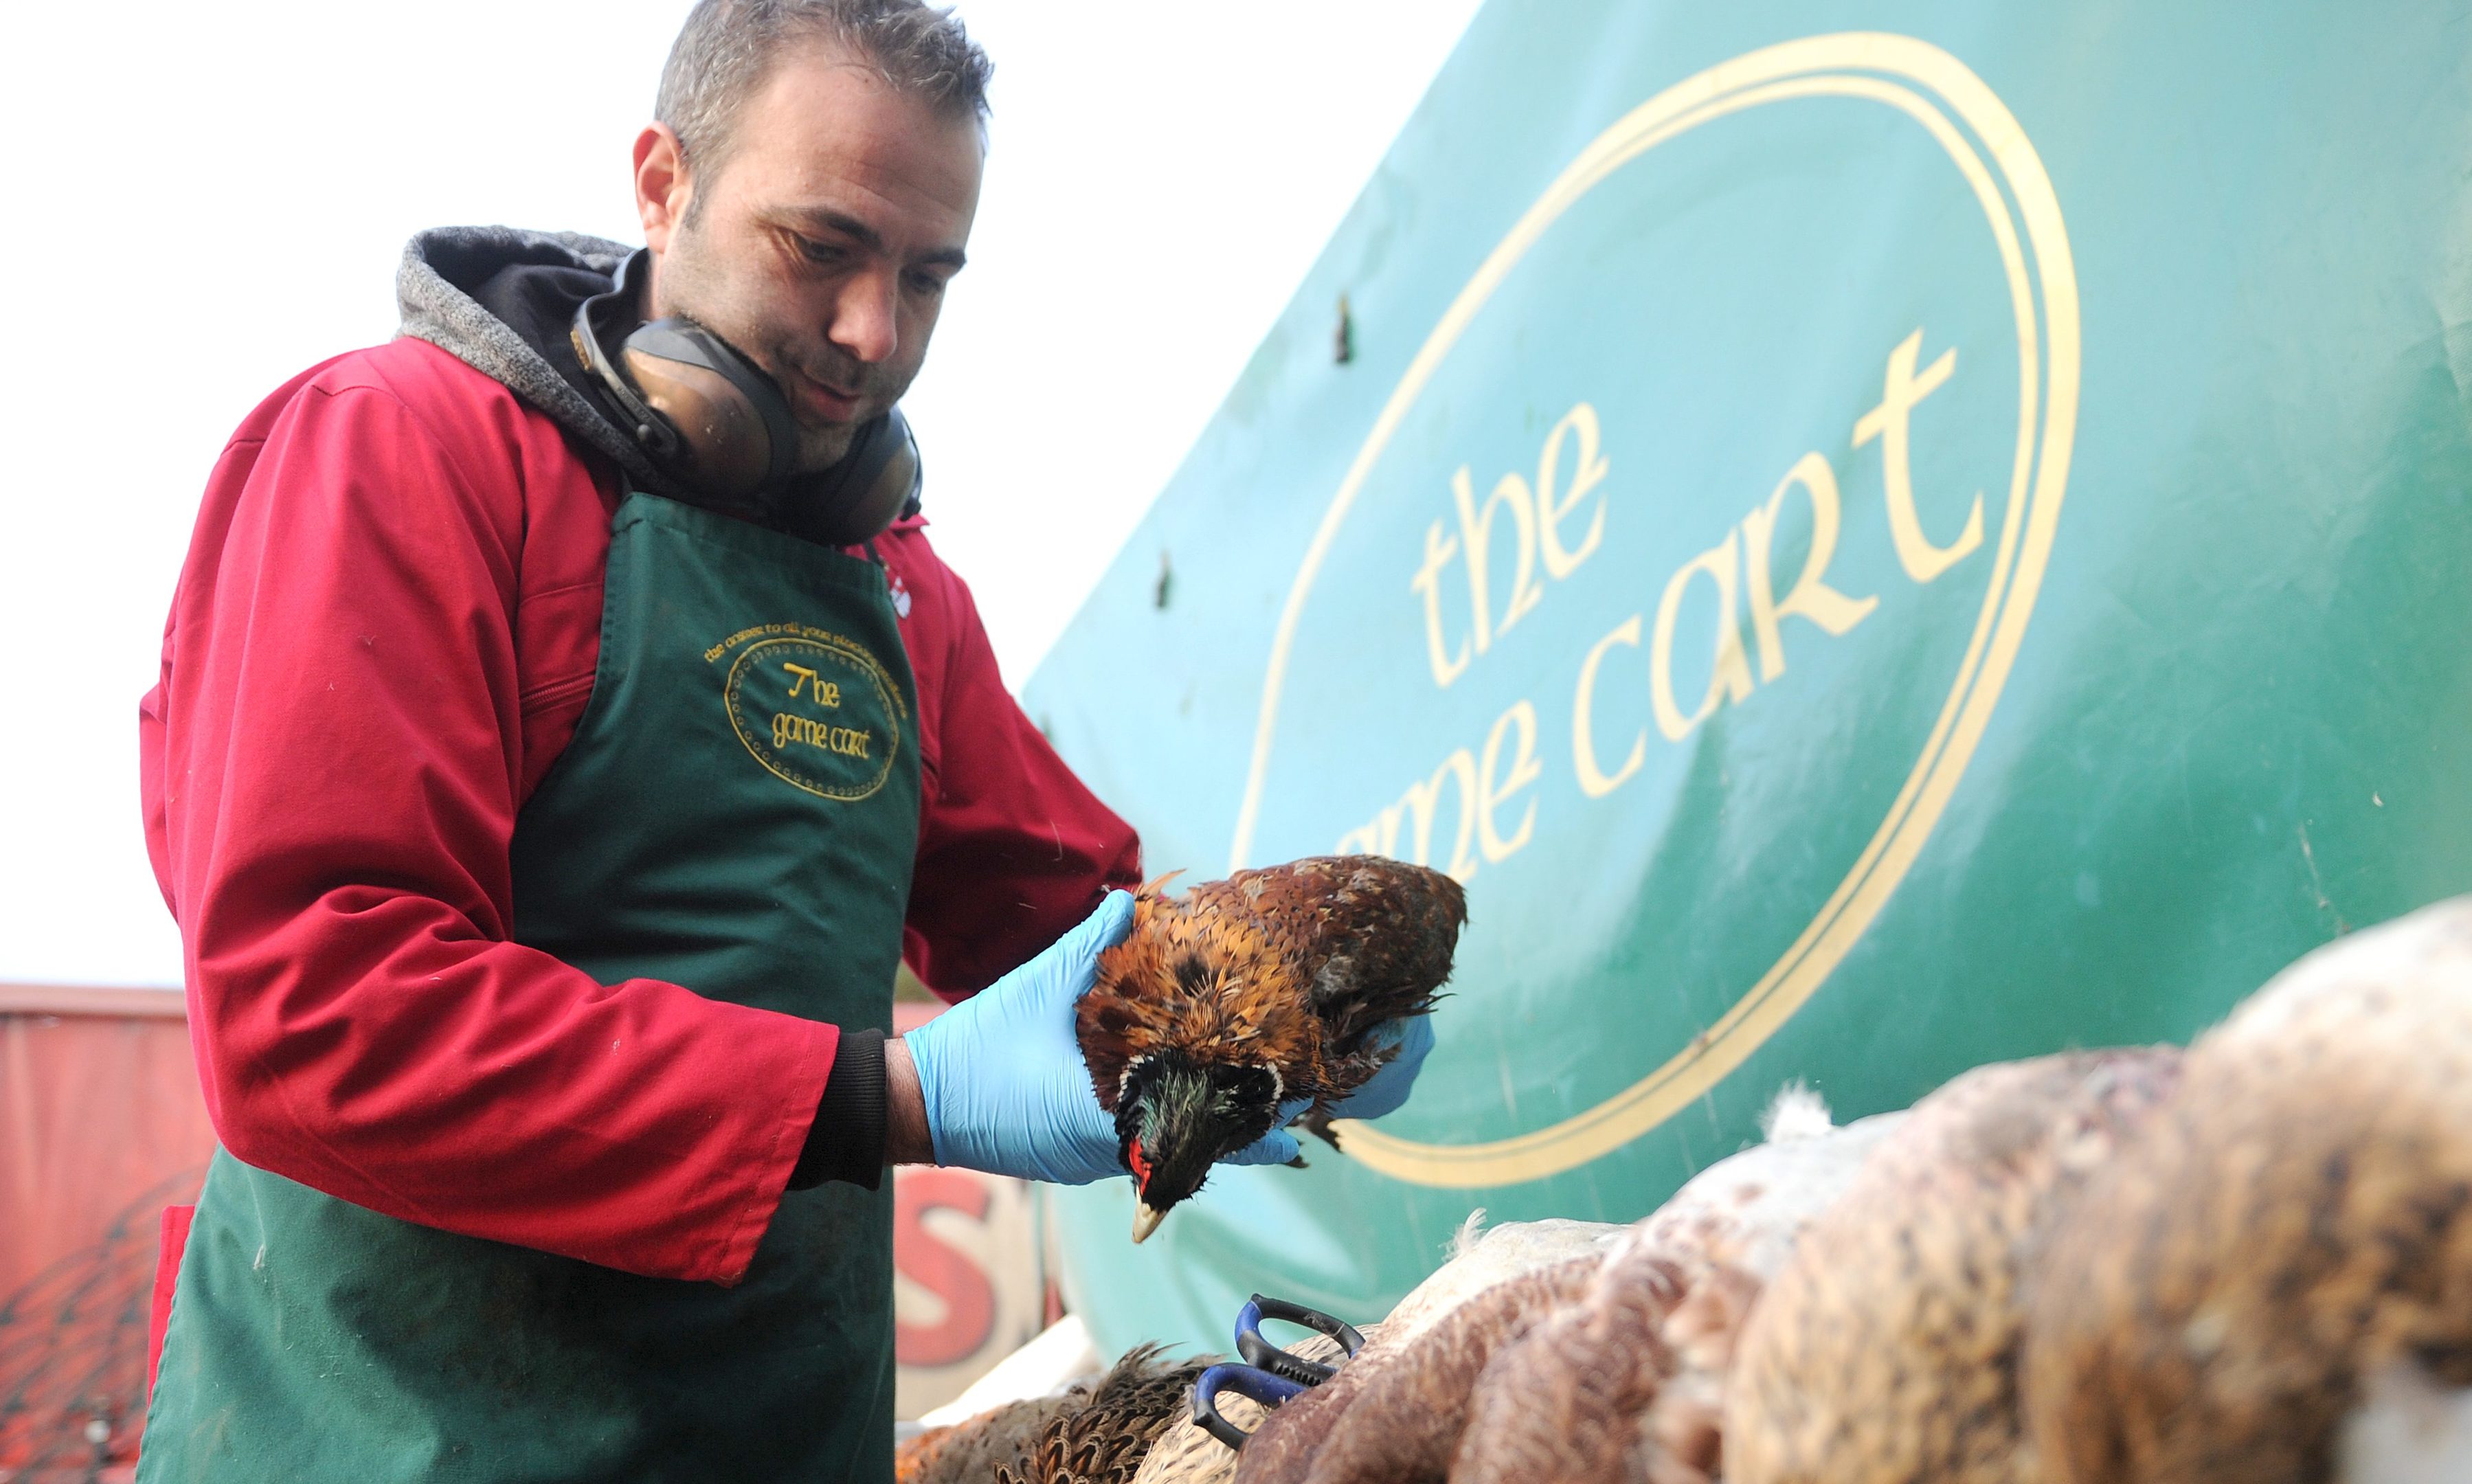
[395,225,675,493]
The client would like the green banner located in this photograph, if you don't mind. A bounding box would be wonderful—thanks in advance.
[1024,0,2472,1356]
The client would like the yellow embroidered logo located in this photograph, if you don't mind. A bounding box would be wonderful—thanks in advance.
[708,625,906,801]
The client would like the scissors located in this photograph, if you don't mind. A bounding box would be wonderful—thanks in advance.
[1192,1294,1367,1450]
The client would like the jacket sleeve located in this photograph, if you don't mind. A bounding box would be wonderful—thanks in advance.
[899,552,1143,999]
[139,372,837,1285]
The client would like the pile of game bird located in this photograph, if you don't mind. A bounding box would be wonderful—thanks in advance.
[902,876,2472,1484]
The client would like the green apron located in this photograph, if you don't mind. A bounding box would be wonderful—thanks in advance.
[140,492,921,1483]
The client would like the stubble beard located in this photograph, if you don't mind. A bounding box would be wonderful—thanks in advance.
[790,412,862,472]
[653,228,895,476]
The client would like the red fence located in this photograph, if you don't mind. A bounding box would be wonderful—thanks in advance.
[0,990,1041,1476]
[0,987,204,1481]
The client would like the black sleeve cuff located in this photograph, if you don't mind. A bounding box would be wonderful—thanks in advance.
[788,1028,887,1191]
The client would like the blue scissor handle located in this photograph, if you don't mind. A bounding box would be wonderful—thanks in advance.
[1193,1364,1311,1451]
[1233,1293,1366,1387]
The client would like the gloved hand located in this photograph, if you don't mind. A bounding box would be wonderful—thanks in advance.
[1220,1013,1437,1165]
[1334,1013,1435,1121]
[905,892,1138,1184]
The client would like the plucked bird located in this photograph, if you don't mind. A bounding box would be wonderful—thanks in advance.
[2023,898,2472,1484]
[1078,855,1467,1241]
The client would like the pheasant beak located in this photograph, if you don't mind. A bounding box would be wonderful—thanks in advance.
[1127,1138,1167,1242]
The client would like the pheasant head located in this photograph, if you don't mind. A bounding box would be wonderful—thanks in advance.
[1083,886,1326,1241]
[1114,1044,1286,1242]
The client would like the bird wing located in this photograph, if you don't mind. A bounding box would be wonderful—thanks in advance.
[1257,857,1465,1035]
[1222,857,1466,1112]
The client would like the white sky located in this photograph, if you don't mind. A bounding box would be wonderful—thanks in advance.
[0,0,1482,988]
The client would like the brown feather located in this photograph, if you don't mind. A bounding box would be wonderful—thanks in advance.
[994,1344,1215,1484]
[1724,1049,2183,1484]
[898,1394,1083,1484]
[2023,901,2472,1484]
[1446,1246,1760,1484]
[1248,1255,1599,1484]
[1079,855,1466,1121]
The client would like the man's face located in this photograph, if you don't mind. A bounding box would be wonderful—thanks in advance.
[637,47,984,473]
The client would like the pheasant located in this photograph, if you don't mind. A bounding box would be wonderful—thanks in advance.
[897,1394,1083,1484]
[1236,1089,1898,1484]
[1077,855,1466,1241]
[993,1345,1215,1484]
[1133,1327,1371,1484]
[1231,1218,1625,1484]
[1448,1239,1750,1484]
[2023,897,2472,1484]
[1725,1048,2183,1484]
[1447,1090,1905,1484]
[1282,1255,1605,1484]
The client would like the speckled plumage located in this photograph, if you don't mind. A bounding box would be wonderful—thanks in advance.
[1724,1049,2183,1484]
[1249,1255,1602,1484]
[995,1345,1216,1484]
[1445,1096,1902,1484]
[1132,1329,1369,1484]
[2023,899,2472,1484]
[1446,1239,1741,1484]
[1081,857,1465,1115]
[1228,1224,1624,1484]
[1383,1217,1632,1347]
[897,1394,1084,1484]
[1077,856,1465,1231]
[1630,1099,1907,1285]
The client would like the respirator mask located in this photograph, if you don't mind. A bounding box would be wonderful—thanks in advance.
[571,248,921,546]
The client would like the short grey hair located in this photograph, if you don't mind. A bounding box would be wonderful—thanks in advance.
[657,0,991,179]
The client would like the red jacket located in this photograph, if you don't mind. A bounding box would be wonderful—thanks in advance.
[139,337,1139,1284]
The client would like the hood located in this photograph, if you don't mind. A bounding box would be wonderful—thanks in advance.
[396,226,679,496]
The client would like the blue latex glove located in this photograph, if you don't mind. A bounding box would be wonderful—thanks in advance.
[905,892,1136,1184]
[1335,1013,1435,1121]
[1221,1013,1437,1165]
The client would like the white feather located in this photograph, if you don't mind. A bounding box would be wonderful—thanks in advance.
[1757,1081,1834,1143]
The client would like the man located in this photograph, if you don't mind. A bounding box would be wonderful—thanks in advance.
[135,3,1427,1479]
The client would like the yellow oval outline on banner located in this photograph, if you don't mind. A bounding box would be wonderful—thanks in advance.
[1227,32,2082,1188]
